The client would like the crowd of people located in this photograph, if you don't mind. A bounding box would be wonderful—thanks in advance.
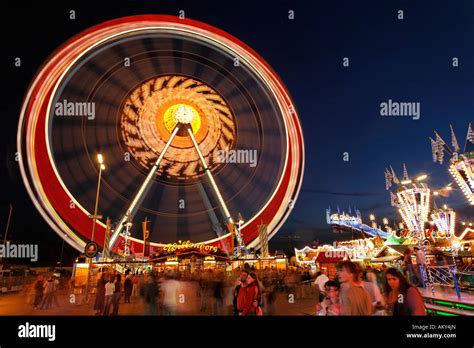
[315,261,427,316]
[25,260,428,316]
[90,267,285,316]
[87,260,427,316]
[30,275,60,310]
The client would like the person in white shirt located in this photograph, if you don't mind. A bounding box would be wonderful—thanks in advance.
[314,271,329,301]
[160,271,181,315]
[103,278,115,316]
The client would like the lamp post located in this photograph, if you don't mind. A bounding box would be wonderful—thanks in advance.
[59,233,66,273]
[91,155,105,243]
[0,204,13,267]
[84,154,105,303]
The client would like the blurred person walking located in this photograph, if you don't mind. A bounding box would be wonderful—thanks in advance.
[199,270,213,313]
[313,270,329,301]
[33,276,44,309]
[213,271,225,315]
[262,274,277,315]
[144,273,159,315]
[414,246,427,286]
[131,273,139,297]
[403,248,417,284]
[160,272,180,315]
[111,274,121,315]
[124,273,132,304]
[94,273,106,315]
[358,270,386,315]
[52,276,60,307]
[103,277,114,315]
[40,276,55,309]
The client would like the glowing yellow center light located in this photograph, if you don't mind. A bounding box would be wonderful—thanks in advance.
[163,104,201,134]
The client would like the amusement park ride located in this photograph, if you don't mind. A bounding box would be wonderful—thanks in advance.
[326,124,474,297]
[326,208,392,239]
[329,124,474,245]
[430,124,474,205]
[16,15,305,261]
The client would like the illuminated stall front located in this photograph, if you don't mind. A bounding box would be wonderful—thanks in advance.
[150,251,230,272]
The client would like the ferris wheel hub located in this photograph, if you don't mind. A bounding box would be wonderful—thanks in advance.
[163,103,201,134]
[174,105,195,124]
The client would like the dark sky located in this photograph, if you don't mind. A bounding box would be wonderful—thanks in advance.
[0,0,473,262]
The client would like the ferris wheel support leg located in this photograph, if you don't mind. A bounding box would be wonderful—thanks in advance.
[185,125,247,257]
[185,124,234,225]
[108,124,182,251]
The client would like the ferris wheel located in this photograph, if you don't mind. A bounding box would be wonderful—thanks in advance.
[17,15,304,257]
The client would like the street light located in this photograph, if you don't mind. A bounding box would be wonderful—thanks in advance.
[85,154,105,303]
[58,233,66,273]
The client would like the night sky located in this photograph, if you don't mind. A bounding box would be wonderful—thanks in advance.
[0,0,473,263]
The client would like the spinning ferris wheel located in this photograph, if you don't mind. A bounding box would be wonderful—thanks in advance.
[17,15,304,257]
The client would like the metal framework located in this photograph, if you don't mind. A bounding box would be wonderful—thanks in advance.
[109,115,248,258]
[431,124,474,205]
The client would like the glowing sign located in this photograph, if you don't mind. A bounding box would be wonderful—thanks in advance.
[162,240,219,253]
